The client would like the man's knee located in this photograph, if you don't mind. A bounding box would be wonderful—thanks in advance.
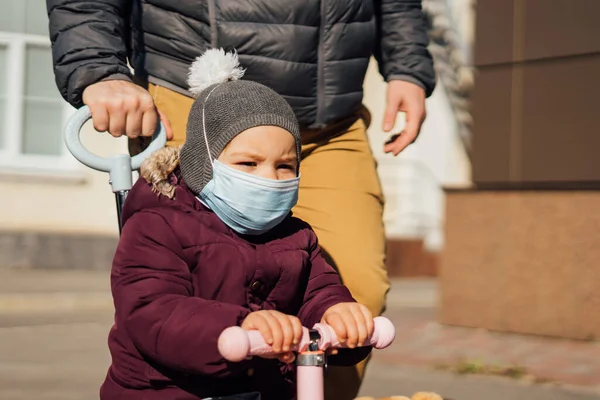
[334,256,389,317]
[352,278,390,317]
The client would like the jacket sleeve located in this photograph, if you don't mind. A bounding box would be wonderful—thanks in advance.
[374,0,436,97]
[46,0,134,108]
[111,211,251,377]
[296,229,371,366]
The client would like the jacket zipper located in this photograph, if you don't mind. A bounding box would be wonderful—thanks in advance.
[315,0,326,127]
[207,0,218,48]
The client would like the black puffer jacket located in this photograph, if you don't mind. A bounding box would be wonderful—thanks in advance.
[47,0,435,127]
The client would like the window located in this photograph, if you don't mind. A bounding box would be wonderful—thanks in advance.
[0,0,78,176]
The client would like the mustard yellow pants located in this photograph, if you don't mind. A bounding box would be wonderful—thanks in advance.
[130,84,390,400]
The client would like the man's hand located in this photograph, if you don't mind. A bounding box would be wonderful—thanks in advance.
[82,80,173,140]
[382,80,427,156]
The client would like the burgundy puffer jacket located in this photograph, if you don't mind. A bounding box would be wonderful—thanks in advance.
[100,172,370,399]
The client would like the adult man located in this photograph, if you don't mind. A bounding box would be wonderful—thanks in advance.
[47,1,435,399]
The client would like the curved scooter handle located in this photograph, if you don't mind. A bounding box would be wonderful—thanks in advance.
[64,105,167,192]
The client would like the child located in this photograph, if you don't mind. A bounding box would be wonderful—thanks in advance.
[99,49,373,400]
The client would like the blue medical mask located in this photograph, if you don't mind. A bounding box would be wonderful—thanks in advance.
[198,160,300,235]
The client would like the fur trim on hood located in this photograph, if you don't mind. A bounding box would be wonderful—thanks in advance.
[140,146,181,199]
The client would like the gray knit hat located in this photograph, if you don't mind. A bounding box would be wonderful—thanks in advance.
[180,49,301,195]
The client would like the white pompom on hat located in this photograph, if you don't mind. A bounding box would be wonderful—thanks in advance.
[187,48,246,97]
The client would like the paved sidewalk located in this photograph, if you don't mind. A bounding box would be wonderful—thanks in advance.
[360,363,600,400]
[0,269,112,314]
[380,279,600,391]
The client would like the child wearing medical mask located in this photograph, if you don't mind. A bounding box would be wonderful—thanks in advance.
[100,49,373,400]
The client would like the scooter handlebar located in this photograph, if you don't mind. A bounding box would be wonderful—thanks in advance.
[218,316,396,362]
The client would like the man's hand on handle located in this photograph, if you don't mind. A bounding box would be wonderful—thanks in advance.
[82,80,174,140]
[382,80,427,156]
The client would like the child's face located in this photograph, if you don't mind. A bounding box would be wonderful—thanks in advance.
[218,126,298,180]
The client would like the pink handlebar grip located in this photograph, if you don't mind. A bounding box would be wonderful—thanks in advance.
[314,315,396,351]
[218,316,395,362]
[217,326,312,362]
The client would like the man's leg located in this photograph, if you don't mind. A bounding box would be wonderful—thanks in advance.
[292,116,390,400]
[128,83,192,155]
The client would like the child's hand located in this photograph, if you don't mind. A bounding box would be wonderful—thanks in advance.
[321,303,374,349]
[241,310,303,363]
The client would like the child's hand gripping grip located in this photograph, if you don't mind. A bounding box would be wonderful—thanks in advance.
[218,316,395,362]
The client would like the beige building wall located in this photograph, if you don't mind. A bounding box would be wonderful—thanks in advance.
[1,121,125,237]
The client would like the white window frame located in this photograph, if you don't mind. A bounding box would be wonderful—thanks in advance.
[0,31,81,179]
